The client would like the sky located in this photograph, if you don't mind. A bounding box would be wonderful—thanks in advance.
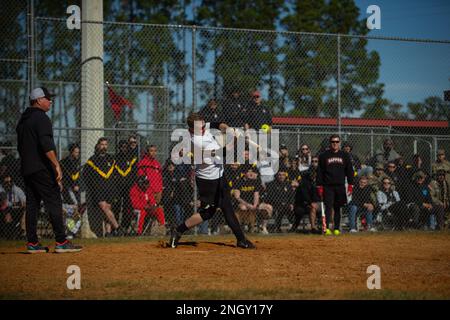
[185,0,450,115]
[353,0,450,112]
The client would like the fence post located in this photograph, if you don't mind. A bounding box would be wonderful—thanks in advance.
[433,136,438,162]
[370,129,374,157]
[80,0,104,164]
[192,25,198,219]
[337,34,341,138]
[27,0,35,95]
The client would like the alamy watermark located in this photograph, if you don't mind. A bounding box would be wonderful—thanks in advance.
[170,122,279,173]
[366,5,381,30]
[66,265,81,290]
[366,265,381,290]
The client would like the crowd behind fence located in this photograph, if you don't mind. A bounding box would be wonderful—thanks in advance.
[1,126,449,240]
[1,11,450,239]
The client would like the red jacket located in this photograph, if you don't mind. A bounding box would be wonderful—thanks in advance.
[129,184,156,210]
[136,155,163,193]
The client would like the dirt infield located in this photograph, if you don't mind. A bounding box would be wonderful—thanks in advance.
[0,232,449,299]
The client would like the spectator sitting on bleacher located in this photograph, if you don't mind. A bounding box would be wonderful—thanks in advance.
[0,174,26,239]
[432,149,450,186]
[83,137,121,237]
[429,169,449,230]
[404,171,444,230]
[174,149,192,182]
[342,142,362,174]
[257,151,276,187]
[60,143,81,206]
[375,138,401,166]
[224,162,242,189]
[376,177,402,231]
[265,171,293,233]
[278,144,290,172]
[0,141,22,189]
[348,176,377,232]
[368,163,389,191]
[128,135,139,159]
[394,156,408,181]
[408,154,430,183]
[233,166,272,234]
[137,145,165,230]
[288,157,302,182]
[292,167,320,233]
[114,140,138,236]
[297,144,312,173]
[385,160,401,189]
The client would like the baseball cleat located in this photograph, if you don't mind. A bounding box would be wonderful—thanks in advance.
[55,240,83,253]
[169,229,182,248]
[236,239,256,249]
[27,242,49,254]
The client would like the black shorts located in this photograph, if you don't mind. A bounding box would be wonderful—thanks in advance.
[324,185,347,208]
[196,176,228,208]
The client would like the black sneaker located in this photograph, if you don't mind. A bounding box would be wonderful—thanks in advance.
[236,239,256,249]
[27,242,49,254]
[169,228,182,248]
[55,240,83,253]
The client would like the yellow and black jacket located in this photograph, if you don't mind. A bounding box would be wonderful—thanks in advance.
[83,153,116,200]
[115,150,138,191]
[60,155,80,190]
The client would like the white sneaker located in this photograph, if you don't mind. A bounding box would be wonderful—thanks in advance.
[349,229,358,233]
[369,227,377,232]
[261,227,269,235]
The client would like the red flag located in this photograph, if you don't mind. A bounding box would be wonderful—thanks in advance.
[107,86,133,120]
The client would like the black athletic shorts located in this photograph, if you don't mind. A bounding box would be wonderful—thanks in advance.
[196,176,228,208]
[323,185,347,208]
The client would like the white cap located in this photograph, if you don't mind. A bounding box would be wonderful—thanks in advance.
[29,87,55,100]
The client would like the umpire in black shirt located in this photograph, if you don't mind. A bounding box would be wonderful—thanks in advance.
[16,87,81,253]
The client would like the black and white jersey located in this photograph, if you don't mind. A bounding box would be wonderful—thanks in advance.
[191,123,224,180]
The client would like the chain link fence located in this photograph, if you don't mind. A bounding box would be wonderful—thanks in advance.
[1,12,450,239]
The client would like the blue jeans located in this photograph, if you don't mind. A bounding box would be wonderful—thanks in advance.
[349,204,373,230]
[198,220,209,234]
[173,204,185,226]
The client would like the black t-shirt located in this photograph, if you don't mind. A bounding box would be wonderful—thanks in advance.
[234,177,262,204]
[16,107,57,176]
[224,166,241,189]
[266,179,292,207]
